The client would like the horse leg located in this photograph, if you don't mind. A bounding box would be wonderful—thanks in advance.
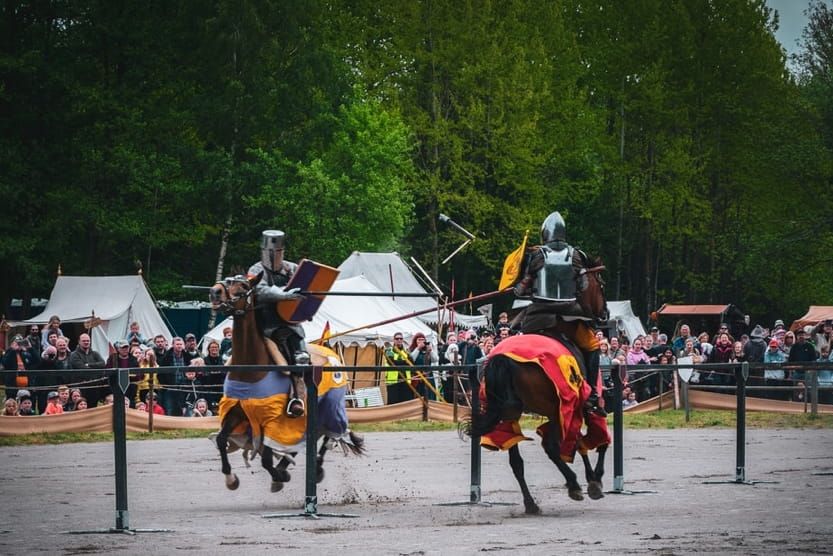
[581,451,603,500]
[261,447,291,492]
[585,444,608,500]
[316,436,329,484]
[541,423,583,501]
[216,405,244,490]
[508,445,540,515]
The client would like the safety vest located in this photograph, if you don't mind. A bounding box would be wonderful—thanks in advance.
[385,347,412,384]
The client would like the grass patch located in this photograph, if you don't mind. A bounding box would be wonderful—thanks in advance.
[0,428,211,447]
[0,410,830,446]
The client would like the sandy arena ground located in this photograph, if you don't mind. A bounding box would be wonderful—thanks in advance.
[0,427,831,555]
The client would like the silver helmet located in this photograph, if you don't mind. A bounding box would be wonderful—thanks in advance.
[260,230,286,272]
[540,211,566,244]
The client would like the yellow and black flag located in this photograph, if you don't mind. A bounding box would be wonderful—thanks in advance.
[498,230,529,290]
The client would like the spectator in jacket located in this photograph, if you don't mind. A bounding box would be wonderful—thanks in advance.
[743,325,767,363]
[384,332,413,405]
[626,337,651,366]
[788,328,818,382]
[672,324,697,354]
[2,335,34,400]
[160,337,192,416]
[763,339,787,400]
[69,333,107,407]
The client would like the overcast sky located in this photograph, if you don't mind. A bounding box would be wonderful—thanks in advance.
[766,0,831,56]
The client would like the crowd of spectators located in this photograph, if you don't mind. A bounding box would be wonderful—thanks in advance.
[382,313,833,408]
[4,312,832,417]
[1,317,229,417]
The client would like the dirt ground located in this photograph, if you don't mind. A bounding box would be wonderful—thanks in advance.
[1,427,831,555]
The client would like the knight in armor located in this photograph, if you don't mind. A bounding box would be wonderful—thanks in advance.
[248,230,308,417]
[513,211,607,417]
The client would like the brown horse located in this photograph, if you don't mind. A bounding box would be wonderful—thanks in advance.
[208,273,364,492]
[467,334,610,514]
[467,252,610,514]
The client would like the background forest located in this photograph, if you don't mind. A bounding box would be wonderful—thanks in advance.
[2,0,832,326]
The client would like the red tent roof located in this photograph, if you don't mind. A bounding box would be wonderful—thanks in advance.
[790,306,833,332]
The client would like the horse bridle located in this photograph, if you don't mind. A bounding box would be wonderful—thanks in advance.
[578,265,609,322]
[214,275,255,317]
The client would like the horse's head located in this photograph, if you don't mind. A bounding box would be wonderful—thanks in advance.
[578,255,608,323]
[209,272,262,317]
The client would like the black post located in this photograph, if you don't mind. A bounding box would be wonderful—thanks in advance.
[735,362,747,483]
[110,369,130,531]
[65,367,172,535]
[262,366,358,519]
[304,367,320,516]
[611,363,625,492]
[469,364,482,503]
[434,363,512,508]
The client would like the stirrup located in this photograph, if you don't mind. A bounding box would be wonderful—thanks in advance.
[286,398,305,418]
[294,351,310,365]
[584,394,607,417]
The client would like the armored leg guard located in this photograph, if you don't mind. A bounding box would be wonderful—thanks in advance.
[286,342,309,417]
[582,350,607,417]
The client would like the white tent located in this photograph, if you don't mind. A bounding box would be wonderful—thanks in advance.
[607,300,646,341]
[337,251,487,328]
[10,275,171,357]
[203,275,437,351]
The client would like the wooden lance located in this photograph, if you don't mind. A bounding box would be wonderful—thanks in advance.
[313,287,513,343]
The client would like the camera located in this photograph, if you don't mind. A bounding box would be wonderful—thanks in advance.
[19,338,31,350]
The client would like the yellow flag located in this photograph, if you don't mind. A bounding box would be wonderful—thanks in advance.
[312,320,332,345]
[498,230,529,290]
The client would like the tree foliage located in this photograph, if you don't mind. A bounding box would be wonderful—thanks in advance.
[1,0,831,326]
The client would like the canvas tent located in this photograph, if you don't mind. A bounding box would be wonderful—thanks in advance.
[790,306,833,332]
[8,275,171,357]
[337,252,487,329]
[607,300,646,341]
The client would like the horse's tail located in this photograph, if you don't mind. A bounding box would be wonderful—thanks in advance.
[346,430,366,456]
[328,429,367,457]
[465,355,513,438]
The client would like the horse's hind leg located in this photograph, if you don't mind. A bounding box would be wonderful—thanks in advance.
[584,444,608,500]
[541,426,583,501]
[508,445,540,515]
[316,436,329,483]
[581,452,603,500]
[261,447,291,492]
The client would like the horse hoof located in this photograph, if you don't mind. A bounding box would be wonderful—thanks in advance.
[275,469,291,483]
[525,503,541,515]
[271,481,284,493]
[316,467,325,484]
[588,481,604,500]
[568,488,584,501]
[226,474,240,490]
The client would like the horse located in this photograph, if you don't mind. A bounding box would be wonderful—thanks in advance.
[467,334,610,514]
[467,252,610,514]
[209,273,364,492]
